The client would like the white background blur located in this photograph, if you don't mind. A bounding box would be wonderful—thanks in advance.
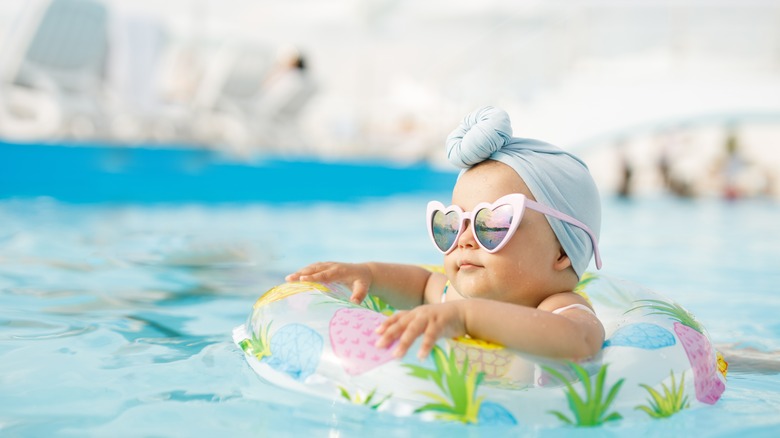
[1,0,779,196]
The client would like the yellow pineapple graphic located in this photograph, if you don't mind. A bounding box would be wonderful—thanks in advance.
[253,281,330,309]
[448,337,513,380]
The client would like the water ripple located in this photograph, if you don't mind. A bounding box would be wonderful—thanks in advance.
[0,318,96,341]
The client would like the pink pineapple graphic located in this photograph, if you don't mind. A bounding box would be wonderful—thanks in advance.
[633,299,725,404]
[329,308,396,375]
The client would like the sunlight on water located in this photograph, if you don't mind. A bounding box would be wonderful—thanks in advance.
[0,196,778,436]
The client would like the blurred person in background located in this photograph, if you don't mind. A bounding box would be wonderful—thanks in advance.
[656,127,696,198]
[710,125,772,200]
[615,138,633,198]
[252,46,316,152]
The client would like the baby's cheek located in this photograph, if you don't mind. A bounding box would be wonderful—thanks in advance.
[443,256,458,278]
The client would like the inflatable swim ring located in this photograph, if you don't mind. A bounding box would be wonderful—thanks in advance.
[233,273,727,426]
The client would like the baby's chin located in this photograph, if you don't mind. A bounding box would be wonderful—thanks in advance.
[451,278,494,300]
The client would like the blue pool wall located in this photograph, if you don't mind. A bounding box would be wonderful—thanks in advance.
[0,140,458,203]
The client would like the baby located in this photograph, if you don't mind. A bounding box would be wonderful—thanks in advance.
[286,106,604,362]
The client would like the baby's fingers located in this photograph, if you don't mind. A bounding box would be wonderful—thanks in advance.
[375,314,423,358]
[286,262,333,282]
[348,288,367,304]
[375,311,404,336]
[416,324,442,360]
[391,318,427,358]
[285,264,317,281]
[346,278,370,304]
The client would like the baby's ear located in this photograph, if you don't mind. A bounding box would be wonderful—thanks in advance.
[553,246,572,271]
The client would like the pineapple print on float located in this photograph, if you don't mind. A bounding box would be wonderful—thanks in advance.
[329,308,396,375]
[628,300,726,404]
[234,274,726,426]
[238,322,324,381]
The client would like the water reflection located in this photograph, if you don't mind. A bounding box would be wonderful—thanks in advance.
[1,196,778,435]
[0,316,96,341]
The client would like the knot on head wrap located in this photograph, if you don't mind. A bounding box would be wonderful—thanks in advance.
[446,106,513,168]
[445,106,602,278]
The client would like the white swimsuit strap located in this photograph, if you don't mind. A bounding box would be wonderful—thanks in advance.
[551,303,596,316]
[440,281,450,303]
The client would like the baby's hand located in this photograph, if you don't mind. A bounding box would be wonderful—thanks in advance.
[374,302,466,360]
[285,262,372,304]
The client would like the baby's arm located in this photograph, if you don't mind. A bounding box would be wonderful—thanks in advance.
[376,293,604,361]
[460,294,605,360]
[285,262,446,309]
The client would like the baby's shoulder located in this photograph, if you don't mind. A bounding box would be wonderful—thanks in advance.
[423,271,451,304]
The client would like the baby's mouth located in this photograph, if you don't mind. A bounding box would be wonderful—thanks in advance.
[458,259,483,270]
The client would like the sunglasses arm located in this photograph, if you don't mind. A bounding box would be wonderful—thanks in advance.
[524,199,603,270]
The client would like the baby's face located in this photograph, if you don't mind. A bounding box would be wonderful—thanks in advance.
[445,160,567,306]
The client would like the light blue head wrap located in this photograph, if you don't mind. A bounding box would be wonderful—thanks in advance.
[445,106,601,278]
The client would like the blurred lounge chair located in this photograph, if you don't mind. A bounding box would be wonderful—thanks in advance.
[105,11,192,144]
[189,43,317,155]
[186,42,273,153]
[0,0,110,141]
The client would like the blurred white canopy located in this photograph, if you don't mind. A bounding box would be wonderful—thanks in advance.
[0,0,779,159]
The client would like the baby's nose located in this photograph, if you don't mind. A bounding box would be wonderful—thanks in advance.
[457,219,478,249]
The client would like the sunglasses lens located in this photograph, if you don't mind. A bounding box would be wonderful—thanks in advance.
[475,204,513,251]
[431,210,460,252]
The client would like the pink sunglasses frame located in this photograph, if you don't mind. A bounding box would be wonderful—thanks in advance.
[426,193,602,269]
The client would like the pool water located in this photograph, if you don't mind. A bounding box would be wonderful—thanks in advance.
[1,195,778,436]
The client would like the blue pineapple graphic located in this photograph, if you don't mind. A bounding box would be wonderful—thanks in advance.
[240,322,323,381]
[265,323,323,381]
[478,401,517,425]
[604,323,676,349]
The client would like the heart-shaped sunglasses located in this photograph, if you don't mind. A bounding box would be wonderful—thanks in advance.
[426,193,602,268]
